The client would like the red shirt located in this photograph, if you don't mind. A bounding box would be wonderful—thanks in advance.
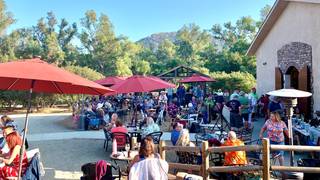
[111,126,128,134]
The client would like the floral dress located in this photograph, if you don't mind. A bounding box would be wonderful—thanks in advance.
[0,150,28,178]
[263,119,288,143]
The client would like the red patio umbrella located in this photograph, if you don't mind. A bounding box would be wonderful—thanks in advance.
[0,58,114,94]
[0,58,114,179]
[108,75,175,94]
[95,76,126,86]
[179,74,216,83]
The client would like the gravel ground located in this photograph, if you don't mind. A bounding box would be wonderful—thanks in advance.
[13,114,74,134]
[29,139,107,180]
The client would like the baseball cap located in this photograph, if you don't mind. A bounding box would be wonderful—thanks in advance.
[2,121,17,130]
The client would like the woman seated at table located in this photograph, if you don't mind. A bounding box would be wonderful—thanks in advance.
[176,129,195,147]
[176,129,201,164]
[111,120,128,134]
[129,136,162,169]
[0,125,28,179]
[105,113,118,131]
[171,123,183,145]
[141,117,160,138]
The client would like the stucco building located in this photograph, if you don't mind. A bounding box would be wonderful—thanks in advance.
[247,0,320,117]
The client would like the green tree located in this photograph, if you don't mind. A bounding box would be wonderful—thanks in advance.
[79,10,122,75]
[0,0,15,36]
[210,71,256,92]
[57,18,78,66]
[132,60,151,75]
[175,24,211,67]
[64,65,104,81]
[33,12,66,65]
[0,31,19,61]
[14,28,42,59]
[257,4,272,27]
[210,16,258,76]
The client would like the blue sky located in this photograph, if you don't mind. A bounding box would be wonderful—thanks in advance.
[6,0,275,41]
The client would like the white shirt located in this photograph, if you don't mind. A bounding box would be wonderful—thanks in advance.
[158,95,168,104]
[129,158,169,180]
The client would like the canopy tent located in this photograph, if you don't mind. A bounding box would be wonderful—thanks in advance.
[157,65,210,81]
[107,75,175,95]
[0,58,113,179]
[95,76,126,87]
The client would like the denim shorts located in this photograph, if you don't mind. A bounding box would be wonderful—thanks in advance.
[270,140,284,156]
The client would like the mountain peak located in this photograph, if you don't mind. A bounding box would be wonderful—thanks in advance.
[137,32,177,50]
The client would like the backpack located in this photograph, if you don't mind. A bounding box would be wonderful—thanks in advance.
[81,161,113,180]
[81,162,96,180]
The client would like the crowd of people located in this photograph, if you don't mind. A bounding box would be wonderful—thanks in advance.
[72,84,300,179]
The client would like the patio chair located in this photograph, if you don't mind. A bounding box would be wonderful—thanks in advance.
[146,131,163,144]
[111,132,131,151]
[103,128,112,151]
[234,126,254,145]
[246,139,262,166]
[188,114,198,122]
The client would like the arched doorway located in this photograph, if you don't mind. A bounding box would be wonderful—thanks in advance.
[276,42,312,118]
[284,66,299,89]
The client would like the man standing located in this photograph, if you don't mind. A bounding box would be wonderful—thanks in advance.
[248,87,258,122]
[176,84,186,106]
[226,95,243,130]
[167,87,173,103]
[238,91,250,129]
[205,95,215,122]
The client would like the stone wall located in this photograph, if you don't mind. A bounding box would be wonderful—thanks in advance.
[277,42,312,73]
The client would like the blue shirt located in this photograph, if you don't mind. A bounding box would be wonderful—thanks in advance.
[268,102,282,113]
[171,130,180,145]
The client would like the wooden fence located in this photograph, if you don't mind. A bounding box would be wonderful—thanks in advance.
[159,138,320,180]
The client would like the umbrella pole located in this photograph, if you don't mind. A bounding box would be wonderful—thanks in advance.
[18,80,35,180]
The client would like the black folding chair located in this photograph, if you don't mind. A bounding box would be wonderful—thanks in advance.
[103,128,112,151]
[146,131,163,144]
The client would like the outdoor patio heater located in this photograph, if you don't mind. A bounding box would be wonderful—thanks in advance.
[267,88,312,166]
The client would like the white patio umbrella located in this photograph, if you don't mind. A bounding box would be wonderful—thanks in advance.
[267,88,312,166]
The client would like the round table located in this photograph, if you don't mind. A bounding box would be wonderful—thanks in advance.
[128,129,142,137]
[110,150,139,161]
[110,150,139,176]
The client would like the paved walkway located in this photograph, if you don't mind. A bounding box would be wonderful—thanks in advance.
[27,130,196,142]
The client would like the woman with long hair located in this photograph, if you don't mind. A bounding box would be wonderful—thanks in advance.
[129,136,161,169]
[176,129,195,147]
[259,111,289,166]
[0,130,28,178]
